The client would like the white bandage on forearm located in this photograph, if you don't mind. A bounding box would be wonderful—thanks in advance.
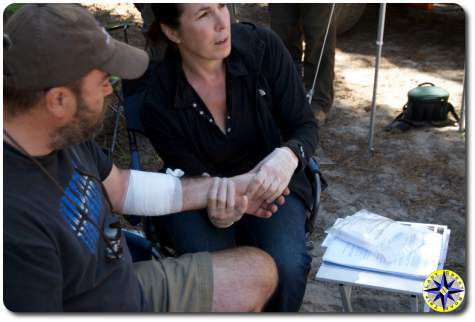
[122,170,183,216]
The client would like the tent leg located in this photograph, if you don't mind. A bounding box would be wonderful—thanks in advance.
[459,68,466,132]
[367,4,387,156]
[338,284,353,312]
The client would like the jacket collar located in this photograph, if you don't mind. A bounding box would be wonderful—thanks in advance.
[225,48,248,77]
[173,60,194,110]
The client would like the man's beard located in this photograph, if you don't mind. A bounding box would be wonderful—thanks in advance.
[49,96,106,150]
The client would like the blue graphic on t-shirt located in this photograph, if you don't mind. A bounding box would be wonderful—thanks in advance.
[59,171,103,253]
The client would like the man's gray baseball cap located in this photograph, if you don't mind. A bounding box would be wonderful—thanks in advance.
[4,4,149,91]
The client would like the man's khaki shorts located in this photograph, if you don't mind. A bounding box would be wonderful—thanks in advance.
[133,252,213,312]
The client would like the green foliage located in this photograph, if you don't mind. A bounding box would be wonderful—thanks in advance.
[4,3,24,15]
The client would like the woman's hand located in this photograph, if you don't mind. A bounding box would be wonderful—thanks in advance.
[207,177,248,228]
[247,147,298,203]
[231,173,289,218]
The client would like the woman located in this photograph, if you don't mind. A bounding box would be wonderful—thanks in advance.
[141,4,318,312]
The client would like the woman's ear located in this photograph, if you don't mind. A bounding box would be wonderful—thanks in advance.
[160,23,181,44]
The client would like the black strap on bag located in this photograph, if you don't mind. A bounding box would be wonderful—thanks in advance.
[385,102,459,131]
[447,102,460,123]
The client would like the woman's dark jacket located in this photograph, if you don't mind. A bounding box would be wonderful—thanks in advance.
[141,23,319,210]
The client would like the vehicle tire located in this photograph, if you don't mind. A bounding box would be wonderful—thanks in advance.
[335,4,367,35]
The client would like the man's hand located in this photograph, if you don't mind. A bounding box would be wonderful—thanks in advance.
[247,147,298,204]
[207,178,248,228]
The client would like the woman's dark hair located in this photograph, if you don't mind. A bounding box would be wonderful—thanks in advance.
[148,4,184,45]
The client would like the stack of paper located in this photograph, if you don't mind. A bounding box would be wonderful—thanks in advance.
[327,209,429,263]
[322,214,444,280]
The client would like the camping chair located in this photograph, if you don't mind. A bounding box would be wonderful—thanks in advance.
[107,75,168,261]
[105,23,130,157]
[306,157,328,236]
[119,75,175,259]
[102,24,167,261]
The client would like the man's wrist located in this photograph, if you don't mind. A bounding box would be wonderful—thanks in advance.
[181,176,214,211]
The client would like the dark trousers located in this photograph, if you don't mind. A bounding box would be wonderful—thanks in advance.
[155,193,311,312]
[270,4,336,113]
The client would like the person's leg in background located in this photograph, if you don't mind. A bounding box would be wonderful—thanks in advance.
[269,4,304,78]
[135,3,154,35]
[301,4,337,125]
[236,193,312,312]
[134,3,166,62]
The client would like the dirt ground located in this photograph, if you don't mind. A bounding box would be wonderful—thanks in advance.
[85,3,466,313]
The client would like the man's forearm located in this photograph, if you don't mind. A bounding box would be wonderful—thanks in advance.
[117,169,214,216]
[114,168,278,219]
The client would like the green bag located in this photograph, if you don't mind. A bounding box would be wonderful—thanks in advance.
[385,82,459,131]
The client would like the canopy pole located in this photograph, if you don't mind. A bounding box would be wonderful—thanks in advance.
[368,4,387,157]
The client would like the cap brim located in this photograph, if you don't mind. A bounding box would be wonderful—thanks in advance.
[101,40,149,80]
